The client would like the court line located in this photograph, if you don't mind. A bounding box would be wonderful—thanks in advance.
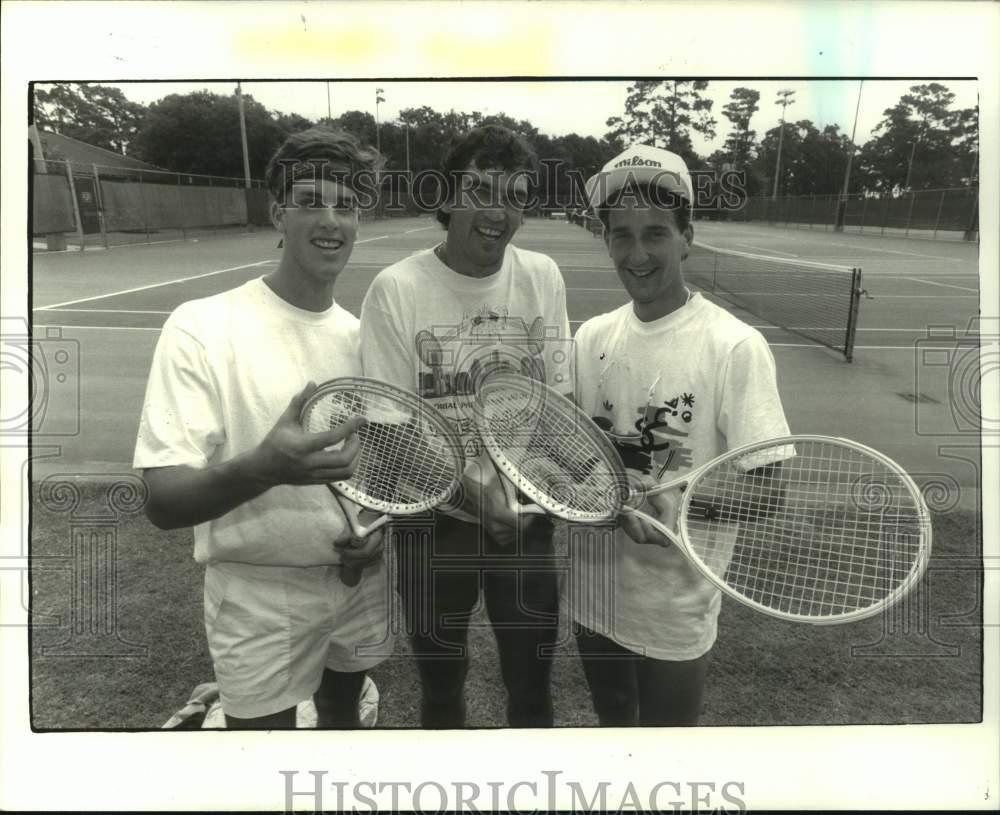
[567,287,628,293]
[863,294,978,299]
[706,227,968,261]
[38,308,955,334]
[35,260,276,310]
[733,243,798,257]
[896,276,979,293]
[44,323,968,350]
[31,324,163,331]
[402,226,437,235]
[32,308,172,314]
[850,244,965,261]
[566,286,977,299]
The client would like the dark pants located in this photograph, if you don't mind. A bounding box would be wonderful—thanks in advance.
[395,512,559,728]
[574,623,710,726]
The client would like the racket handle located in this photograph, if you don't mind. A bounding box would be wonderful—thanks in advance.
[340,561,363,587]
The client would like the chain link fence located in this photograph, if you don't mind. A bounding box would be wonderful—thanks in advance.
[32,158,400,250]
[32,158,272,250]
[730,187,978,241]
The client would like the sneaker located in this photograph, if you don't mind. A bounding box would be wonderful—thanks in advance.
[358,676,379,728]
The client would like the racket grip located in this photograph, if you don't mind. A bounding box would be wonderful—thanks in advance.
[337,537,367,587]
[339,563,363,587]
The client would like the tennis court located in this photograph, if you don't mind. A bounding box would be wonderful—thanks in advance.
[30,215,982,507]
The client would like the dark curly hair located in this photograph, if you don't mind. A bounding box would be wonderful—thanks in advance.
[265,126,382,203]
[436,124,539,228]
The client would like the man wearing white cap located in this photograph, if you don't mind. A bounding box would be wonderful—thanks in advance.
[567,145,790,726]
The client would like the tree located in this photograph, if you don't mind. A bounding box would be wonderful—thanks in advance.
[948,103,978,186]
[605,80,716,168]
[33,83,146,155]
[751,120,850,196]
[721,87,760,169]
[130,90,285,178]
[856,83,977,192]
[330,110,378,146]
[274,111,314,135]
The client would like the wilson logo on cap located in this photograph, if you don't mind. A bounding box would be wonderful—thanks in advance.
[613,156,663,169]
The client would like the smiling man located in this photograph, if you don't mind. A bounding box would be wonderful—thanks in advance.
[134,128,390,729]
[567,145,790,726]
[360,124,571,728]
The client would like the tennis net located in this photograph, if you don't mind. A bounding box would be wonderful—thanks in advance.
[581,216,863,361]
[685,242,863,361]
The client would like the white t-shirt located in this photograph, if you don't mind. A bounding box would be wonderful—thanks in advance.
[360,244,572,522]
[133,277,361,566]
[566,293,790,660]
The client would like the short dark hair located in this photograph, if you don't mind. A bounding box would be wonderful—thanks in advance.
[265,127,381,203]
[596,181,692,236]
[436,124,539,228]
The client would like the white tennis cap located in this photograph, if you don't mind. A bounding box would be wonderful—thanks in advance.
[585,144,693,212]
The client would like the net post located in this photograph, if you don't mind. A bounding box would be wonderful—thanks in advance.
[844,267,862,362]
[963,191,979,241]
[91,163,109,249]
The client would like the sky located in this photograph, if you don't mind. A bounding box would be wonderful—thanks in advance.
[109,78,979,158]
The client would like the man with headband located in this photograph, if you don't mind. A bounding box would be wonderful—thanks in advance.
[134,128,390,728]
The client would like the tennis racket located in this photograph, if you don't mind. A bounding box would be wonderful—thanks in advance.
[472,370,931,625]
[300,377,466,586]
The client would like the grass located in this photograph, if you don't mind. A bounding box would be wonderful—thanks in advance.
[29,481,981,729]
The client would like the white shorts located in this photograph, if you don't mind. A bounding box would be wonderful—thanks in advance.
[203,558,393,719]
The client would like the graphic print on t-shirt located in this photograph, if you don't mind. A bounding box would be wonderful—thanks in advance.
[595,390,697,477]
[414,309,564,459]
[414,310,550,400]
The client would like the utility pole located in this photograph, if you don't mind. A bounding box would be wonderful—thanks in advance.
[772,88,796,199]
[835,80,864,232]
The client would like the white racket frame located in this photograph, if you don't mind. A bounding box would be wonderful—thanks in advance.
[473,372,933,625]
[301,376,466,538]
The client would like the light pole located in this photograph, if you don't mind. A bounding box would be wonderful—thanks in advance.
[326,81,332,122]
[236,81,251,190]
[375,87,385,156]
[835,80,864,232]
[904,139,918,190]
[772,88,796,199]
[405,120,411,176]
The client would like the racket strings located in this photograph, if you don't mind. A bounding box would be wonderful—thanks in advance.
[303,390,460,510]
[478,387,626,516]
[684,440,925,618]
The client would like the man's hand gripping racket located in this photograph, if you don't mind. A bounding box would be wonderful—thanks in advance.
[300,377,465,586]
[472,371,932,625]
